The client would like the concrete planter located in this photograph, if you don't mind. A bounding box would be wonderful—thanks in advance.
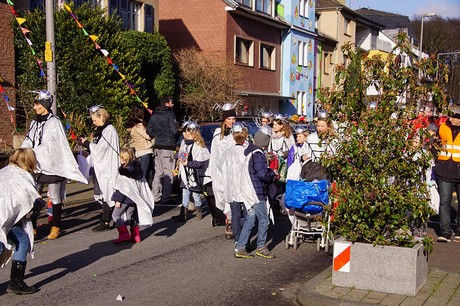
[332,238,427,296]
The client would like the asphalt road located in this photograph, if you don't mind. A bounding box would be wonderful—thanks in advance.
[0,201,331,306]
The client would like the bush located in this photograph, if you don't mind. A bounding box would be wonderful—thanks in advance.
[320,34,448,248]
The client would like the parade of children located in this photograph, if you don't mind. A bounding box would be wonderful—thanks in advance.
[1,97,457,297]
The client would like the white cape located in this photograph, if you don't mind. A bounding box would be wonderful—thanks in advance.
[90,125,120,207]
[0,165,39,266]
[113,175,155,226]
[178,140,211,188]
[22,115,88,184]
[207,128,235,211]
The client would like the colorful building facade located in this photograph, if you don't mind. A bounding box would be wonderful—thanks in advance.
[279,0,316,120]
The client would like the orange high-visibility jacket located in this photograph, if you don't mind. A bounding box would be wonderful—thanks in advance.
[438,123,460,162]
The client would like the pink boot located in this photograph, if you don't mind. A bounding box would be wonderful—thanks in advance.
[113,225,131,244]
[131,226,141,243]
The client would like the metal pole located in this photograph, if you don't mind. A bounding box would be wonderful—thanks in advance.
[45,0,57,114]
[418,17,424,65]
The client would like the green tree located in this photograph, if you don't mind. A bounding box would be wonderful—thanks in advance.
[319,34,448,248]
[14,3,175,135]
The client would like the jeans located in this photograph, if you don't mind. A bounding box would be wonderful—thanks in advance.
[437,178,460,235]
[235,201,269,251]
[138,153,152,180]
[230,202,247,242]
[182,188,202,208]
[0,226,30,262]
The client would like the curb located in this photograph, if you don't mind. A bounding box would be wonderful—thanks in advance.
[296,266,374,306]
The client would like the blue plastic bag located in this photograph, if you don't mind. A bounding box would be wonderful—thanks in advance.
[285,179,329,214]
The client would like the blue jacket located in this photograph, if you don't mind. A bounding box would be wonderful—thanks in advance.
[244,144,275,201]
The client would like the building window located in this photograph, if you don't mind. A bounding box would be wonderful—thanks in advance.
[298,41,308,67]
[260,44,275,70]
[297,91,306,115]
[299,0,309,18]
[109,0,141,31]
[344,17,350,35]
[235,37,254,66]
[324,52,331,75]
[236,0,252,8]
[144,4,154,33]
[256,0,272,15]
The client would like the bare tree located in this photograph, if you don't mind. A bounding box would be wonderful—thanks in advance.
[174,48,243,121]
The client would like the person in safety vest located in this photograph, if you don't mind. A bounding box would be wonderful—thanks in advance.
[435,104,460,243]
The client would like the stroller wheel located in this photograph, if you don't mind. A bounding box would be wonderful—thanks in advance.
[285,234,290,249]
[316,238,321,251]
[293,235,299,250]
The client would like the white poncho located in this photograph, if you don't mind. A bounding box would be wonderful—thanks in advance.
[22,114,88,184]
[207,128,235,211]
[113,175,155,226]
[89,125,120,207]
[178,140,211,190]
[0,165,39,266]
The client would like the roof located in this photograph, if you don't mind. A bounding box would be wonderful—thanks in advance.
[316,0,384,30]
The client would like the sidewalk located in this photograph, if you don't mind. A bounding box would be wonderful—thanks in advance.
[296,226,460,306]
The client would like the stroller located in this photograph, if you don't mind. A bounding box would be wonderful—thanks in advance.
[283,161,333,252]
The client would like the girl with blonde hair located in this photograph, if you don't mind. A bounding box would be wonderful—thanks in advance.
[172,121,211,222]
[1,148,45,294]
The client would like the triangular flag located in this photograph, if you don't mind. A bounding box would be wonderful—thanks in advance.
[141,102,148,109]
[6,0,14,6]
[7,104,15,111]
[77,21,84,29]
[25,38,33,46]
[130,88,135,95]
[89,35,98,42]
[106,57,113,65]
[64,4,72,12]
[82,28,88,35]
[16,17,26,25]
[112,64,118,71]
[94,43,100,50]
[9,6,18,16]
[30,48,36,55]
[100,49,109,57]
[21,27,30,34]
[39,69,45,77]
[126,82,134,88]
[118,72,126,79]
[70,131,77,140]
[3,93,10,102]
[0,84,4,92]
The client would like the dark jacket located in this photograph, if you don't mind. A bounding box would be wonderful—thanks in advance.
[146,106,179,150]
[111,160,143,204]
[244,144,275,201]
[434,120,460,182]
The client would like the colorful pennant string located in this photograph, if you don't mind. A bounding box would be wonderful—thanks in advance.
[0,83,16,127]
[6,0,47,82]
[63,3,147,109]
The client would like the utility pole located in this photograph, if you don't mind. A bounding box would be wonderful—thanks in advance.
[45,0,57,114]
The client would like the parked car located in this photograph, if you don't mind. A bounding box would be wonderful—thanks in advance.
[199,118,259,151]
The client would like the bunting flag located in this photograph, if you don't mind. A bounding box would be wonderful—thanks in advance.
[6,0,47,82]
[0,84,16,126]
[63,2,147,110]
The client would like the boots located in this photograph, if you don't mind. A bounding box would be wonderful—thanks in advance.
[7,261,37,295]
[48,203,62,240]
[113,225,131,244]
[195,206,202,220]
[130,226,141,243]
[47,226,60,240]
[171,206,187,222]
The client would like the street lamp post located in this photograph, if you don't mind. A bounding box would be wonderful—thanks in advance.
[419,13,437,68]
[45,0,57,114]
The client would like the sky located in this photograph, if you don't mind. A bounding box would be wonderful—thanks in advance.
[348,0,460,19]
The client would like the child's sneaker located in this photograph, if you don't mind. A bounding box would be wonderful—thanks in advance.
[234,249,254,259]
[454,232,460,241]
[255,246,276,259]
[437,233,452,243]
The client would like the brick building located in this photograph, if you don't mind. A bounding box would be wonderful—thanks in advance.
[0,1,16,149]
[159,0,291,115]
